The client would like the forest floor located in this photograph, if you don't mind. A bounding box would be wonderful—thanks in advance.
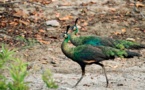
[1,0,145,90]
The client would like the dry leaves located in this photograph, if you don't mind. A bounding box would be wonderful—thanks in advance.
[109,8,116,12]
[9,21,18,26]
[121,28,126,33]
[59,15,73,21]
[35,31,50,44]
[38,40,50,44]
[31,10,45,22]
[13,9,28,18]
[136,2,144,7]
[39,29,46,33]
[19,20,30,25]
[113,28,126,35]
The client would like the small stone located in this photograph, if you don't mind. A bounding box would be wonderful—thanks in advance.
[46,20,60,27]
[126,38,135,42]
[51,61,56,64]
[117,83,123,86]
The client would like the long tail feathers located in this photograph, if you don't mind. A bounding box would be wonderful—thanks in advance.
[127,43,145,49]
[125,51,141,58]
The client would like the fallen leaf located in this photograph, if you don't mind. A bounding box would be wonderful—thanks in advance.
[19,20,29,25]
[38,40,50,44]
[39,29,45,33]
[13,9,28,18]
[9,21,18,26]
[121,28,126,33]
[136,2,144,7]
[134,28,140,30]
[41,0,52,5]
[35,34,42,40]
[114,32,121,35]
[1,21,7,27]
[59,15,73,21]
[109,8,116,12]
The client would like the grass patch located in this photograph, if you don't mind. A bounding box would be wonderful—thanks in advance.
[0,44,15,68]
[15,36,38,49]
[42,69,58,89]
[7,58,29,90]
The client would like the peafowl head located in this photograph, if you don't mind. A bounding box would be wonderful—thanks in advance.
[71,18,79,35]
[63,25,71,41]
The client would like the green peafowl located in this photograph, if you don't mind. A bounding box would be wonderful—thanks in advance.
[68,18,145,50]
[61,25,141,87]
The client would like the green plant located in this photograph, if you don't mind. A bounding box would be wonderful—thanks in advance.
[7,58,29,90]
[0,44,15,90]
[42,69,58,89]
[15,36,37,48]
[0,44,15,68]
[0,75,7,90]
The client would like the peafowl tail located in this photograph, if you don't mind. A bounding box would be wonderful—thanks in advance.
[128,44,145,49]
[125,51,141,58]
[114,40,145,49]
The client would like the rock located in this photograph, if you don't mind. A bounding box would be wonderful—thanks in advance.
[46,20,60,27]
[126,38,135,42]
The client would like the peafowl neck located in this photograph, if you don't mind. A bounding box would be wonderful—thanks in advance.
[61,36,74,59]
[70,27,83,46]
[70,31,79,45]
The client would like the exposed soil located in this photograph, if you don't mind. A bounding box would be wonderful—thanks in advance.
[1,0,145,90]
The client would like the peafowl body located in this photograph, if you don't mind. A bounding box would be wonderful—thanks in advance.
[69,18,145,50]
[61,26,141,87]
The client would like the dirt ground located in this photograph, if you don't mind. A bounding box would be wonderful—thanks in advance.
[1,0,145,90]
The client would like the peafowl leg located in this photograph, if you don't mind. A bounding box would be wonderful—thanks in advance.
[73,64,86,87]
[97,63,109,87]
